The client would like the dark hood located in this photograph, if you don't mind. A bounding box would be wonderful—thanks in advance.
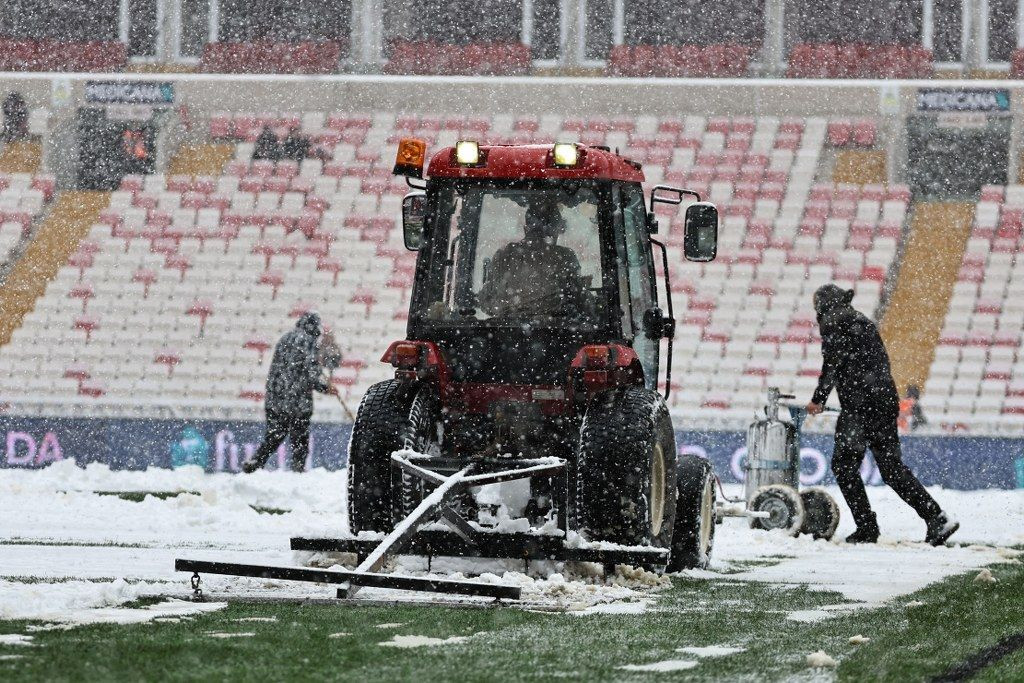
[297,311,321,337]
[814,284,854,318]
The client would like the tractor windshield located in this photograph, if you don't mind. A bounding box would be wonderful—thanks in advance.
[421,181,606,329]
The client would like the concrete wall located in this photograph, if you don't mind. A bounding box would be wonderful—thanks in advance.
[0,73,940,120]
[3,73,1024,184]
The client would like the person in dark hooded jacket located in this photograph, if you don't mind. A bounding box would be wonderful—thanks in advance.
[243,312,337,473]
[806,284,958,546]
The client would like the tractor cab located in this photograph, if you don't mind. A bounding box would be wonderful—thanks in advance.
[388,140,718,414]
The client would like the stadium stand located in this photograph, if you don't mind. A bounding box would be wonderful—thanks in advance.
[786,44,932,78]
[383,42,531,76]
[605,45,753,78]
[920,186,1024,434]
[200,41,344,75]
[0,110,911,429]
[0,172,55,254]
[0,39,127,72]
[1012,50,1024,78]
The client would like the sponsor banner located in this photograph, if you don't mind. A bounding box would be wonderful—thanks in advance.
[0,416,349,473]
[1,416,1021,489]
[916,88,1011,113]
[84,80,175,105]
[678,430,1023,491]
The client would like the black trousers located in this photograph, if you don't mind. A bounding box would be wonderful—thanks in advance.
[251,410,312,472]
[832,403,941,528]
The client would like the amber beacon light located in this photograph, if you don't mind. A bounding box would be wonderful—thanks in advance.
[393,137,427,178]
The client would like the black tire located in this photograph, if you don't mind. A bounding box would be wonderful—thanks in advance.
[393,387,439,520]
[576,387,677,549]
[749,484,805,536]
[799,487,841,540]
[346,380,413,533]
[668,455,716,571]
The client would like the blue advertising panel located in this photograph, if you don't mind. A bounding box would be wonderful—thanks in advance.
[0,415,350,473]
[0,415,1021,490]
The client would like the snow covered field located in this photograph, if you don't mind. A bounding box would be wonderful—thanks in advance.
[1,460,1021,626]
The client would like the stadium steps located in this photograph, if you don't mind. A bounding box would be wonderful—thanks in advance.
[168,143,234,177]
[0,141,42,174]
[833,150,887,185]
[0,191,109,348]
[880,202,975,394]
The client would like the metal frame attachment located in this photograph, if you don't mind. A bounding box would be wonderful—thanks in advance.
[176,455,669,602]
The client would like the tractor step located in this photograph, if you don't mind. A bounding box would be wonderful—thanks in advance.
[291,530,670,569]
[174,559,521,600]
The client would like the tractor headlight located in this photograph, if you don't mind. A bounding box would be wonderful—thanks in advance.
[455,140,480,166]
[552,142,579,167]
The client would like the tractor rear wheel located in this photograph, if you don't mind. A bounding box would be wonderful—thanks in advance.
[392,386,440,520]
[347,380,414,533]
[576,387,677,549]
[667,455,716,571]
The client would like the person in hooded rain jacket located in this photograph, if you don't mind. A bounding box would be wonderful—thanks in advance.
[243,312,337,473]
[806,284,958,546]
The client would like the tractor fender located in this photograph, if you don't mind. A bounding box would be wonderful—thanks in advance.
[569,343,644,394]
[381,339,451,390]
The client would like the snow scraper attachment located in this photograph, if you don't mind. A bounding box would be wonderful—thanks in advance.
[176,139,720,600]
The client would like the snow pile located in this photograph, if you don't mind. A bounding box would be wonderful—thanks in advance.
[806,650,838,668]
[379,634,472,648]
[974,568,998,584]
[0,578,139,621]
[5,589,226,628]
[676,645,746,657]
[0,634,34,646]
[618,659,698,672]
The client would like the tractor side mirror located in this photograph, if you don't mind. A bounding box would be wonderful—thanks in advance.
[402,192,427,251]
[683,202,718,262]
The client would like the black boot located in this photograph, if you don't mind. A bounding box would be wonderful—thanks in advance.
[925,512,959,546]
[845,515,880,544]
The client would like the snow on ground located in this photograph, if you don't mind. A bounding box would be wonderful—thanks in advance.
[0,462,1021,626]
[708,484,1023,615]
[619,659,699,672]
[379,634,474,648]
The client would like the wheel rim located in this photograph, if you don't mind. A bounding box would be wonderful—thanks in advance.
[758,496,791,529]
[650,442,666,536]
[698,477,714,553]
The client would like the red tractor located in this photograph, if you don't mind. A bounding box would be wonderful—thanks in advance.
[348,139,720,572]
[175,140,721,600]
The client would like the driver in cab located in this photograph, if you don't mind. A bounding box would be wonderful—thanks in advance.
[478,200,582,317]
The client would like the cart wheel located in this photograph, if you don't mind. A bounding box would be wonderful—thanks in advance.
[799,487,840,540]
[749,484,805,536]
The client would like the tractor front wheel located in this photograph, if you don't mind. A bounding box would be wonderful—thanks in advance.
[576,387,678,550]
